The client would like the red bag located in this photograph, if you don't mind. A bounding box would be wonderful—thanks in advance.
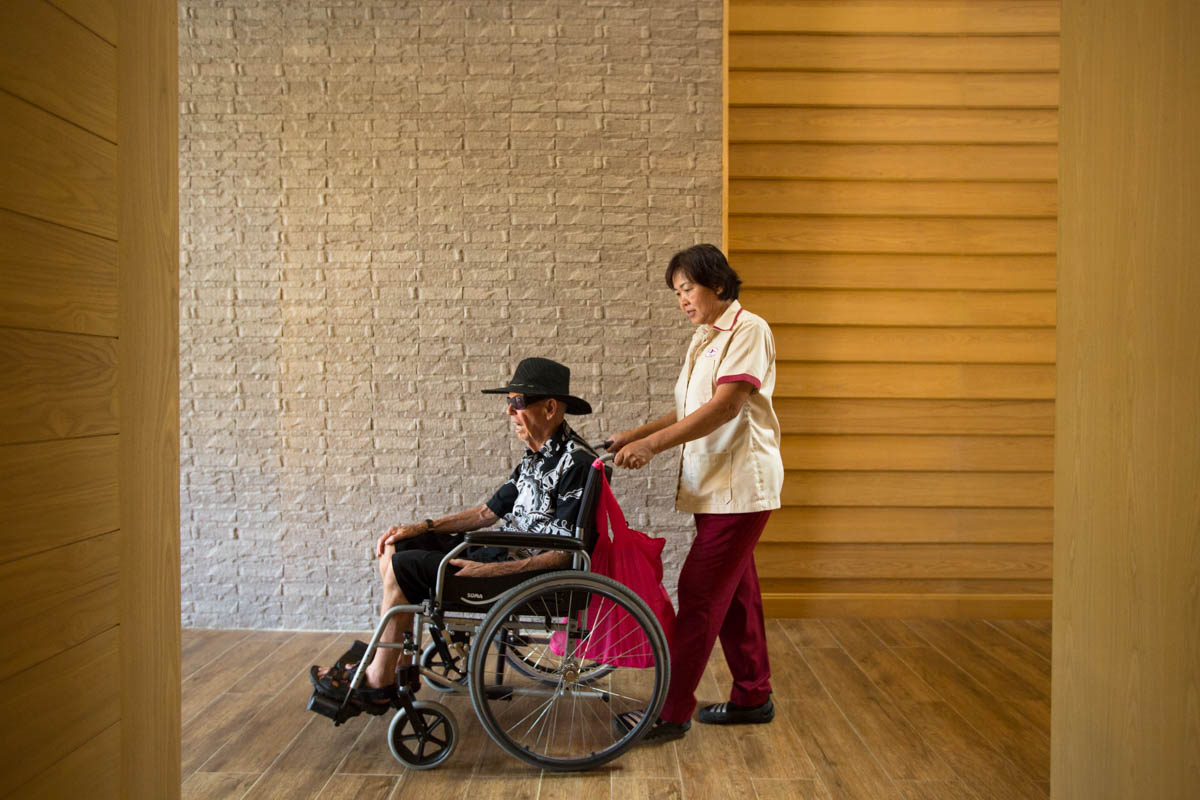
[551,460,676,667]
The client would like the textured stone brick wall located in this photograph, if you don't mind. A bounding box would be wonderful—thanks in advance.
[179,0,723,629]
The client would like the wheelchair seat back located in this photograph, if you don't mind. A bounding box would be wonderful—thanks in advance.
[574,456,612,556]
[438,442,610,613]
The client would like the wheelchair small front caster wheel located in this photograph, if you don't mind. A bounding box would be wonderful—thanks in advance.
[388,701,458,770]
[420,642,468,692]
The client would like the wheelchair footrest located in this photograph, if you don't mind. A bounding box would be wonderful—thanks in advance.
[307,689,361,726]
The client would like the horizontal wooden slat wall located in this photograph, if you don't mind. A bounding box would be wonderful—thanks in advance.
[728,0,1057,617]
[0,0,125,795]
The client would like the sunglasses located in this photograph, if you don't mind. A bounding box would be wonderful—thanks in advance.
[506,394,549,410]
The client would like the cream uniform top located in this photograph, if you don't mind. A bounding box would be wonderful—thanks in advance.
[674,300,784,514]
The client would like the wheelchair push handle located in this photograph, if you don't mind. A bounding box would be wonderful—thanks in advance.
[593,441,615,464]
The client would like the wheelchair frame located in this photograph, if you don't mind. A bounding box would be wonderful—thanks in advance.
[307,451,671,772]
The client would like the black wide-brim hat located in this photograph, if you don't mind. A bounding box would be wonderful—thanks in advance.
[481,357,593,415]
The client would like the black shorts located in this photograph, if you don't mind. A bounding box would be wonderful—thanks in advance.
[390,530,555,607]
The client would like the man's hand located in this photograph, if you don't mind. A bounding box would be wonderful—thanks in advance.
[613,437,655,470]
[375,522,427,558]
[448,558,518,578]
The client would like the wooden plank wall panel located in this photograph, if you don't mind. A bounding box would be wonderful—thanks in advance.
[748,289,1054,327]
[731,33,1059,70]
[0,433,119,563]
[774,398,1055,435]
[0,210,119,336]
[0,1,134,796]
[0,532,119,682]
[735,252,1057,289]
[47,0,118,46]
[0,328,119,444]
[0,0,118,140]
[732,179,1058,217]
[780,434,1055,471]
[0,629,120,793]
[0,92,117,239]
[12,725,120,800]
[773,326,1056,363]
[762,507,1053,544]
[731,107,1058,143]
[729,1,1060,34]
[731,142,1056,179]
[728,0,1058,617]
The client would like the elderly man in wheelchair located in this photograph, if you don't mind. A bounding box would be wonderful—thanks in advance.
[308,358,669,771]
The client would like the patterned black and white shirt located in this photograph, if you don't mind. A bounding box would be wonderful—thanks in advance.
[485,422,597,547]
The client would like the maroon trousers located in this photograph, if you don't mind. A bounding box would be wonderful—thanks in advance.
[659,510,773,723]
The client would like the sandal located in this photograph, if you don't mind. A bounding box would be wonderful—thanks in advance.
[309,640,368,697]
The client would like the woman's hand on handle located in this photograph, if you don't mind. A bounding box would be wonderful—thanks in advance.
[613,437,656,470]
[604,430,638,453]
[605,412,677,465]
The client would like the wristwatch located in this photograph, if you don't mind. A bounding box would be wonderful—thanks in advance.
[424,518,435,533]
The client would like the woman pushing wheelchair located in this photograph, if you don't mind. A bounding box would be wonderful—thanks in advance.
[608,243,784,743]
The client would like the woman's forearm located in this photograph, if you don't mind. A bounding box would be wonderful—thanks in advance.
[643,383,750,455]
[623,412,676,442]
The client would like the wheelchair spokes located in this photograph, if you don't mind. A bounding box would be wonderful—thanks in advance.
[469,573,669,771]
[419,638,469,692]
[387,700,458,770]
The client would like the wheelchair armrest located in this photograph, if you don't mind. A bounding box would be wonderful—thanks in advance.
[463,531,586,552]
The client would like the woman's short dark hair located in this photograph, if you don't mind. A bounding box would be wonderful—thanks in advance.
[665,244,742,300]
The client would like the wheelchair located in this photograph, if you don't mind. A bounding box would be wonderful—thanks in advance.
[307,451,670,772]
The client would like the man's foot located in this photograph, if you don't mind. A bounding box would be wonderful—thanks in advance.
[310,640,368,696]
[697,697,775,725]
[310,662,360,697]
[613,710,690,744]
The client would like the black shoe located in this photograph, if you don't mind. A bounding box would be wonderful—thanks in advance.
[697,698,774,725]
[613,711,691,744]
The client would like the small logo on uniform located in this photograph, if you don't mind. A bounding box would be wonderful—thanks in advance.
[703,346,719,358]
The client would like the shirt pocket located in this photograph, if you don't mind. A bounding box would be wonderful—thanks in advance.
[681,451,732,505]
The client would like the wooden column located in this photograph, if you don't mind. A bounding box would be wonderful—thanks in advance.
[1054,0,1200,795]
[119,0,181,796]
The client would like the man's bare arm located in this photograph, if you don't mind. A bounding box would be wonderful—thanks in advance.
[450,549,570,578]
[375,504,501,557]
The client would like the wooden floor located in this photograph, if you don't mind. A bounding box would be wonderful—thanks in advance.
[181,618,1051,800]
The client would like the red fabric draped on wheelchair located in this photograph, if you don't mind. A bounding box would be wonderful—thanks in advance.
[551,459,676,667]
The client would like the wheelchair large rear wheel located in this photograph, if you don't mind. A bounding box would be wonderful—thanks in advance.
[468,572,669,771]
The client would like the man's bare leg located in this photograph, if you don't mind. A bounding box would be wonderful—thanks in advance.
[317,546,413,689]
[362,546,412,688]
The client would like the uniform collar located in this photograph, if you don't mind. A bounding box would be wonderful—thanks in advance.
[710,299,743,332]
